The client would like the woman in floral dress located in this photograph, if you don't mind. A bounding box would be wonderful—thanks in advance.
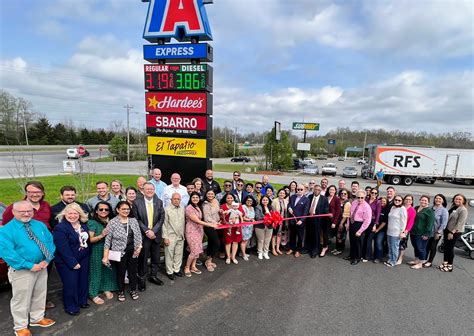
[184,192,218,277]
[88,201,118,304]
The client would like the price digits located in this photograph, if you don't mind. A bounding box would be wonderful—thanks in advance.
[145,72,206,90]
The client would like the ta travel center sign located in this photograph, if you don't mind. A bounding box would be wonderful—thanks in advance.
[142,0,214,183]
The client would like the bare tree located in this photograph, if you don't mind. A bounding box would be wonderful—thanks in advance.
[7,151,36,194]
[72,158,97,203]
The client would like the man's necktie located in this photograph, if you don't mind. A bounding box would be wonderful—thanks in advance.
[146,202,154,229]
[309,196,318,215]
[24,222,52,261]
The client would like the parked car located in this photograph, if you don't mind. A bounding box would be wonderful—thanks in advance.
[293,159,304,169]
[342,166,358,178]
[230,156,251,162]
[338,156,345,161]
[302,158,315,165]
[66,147,90,159]
[316,155,328,160]
[303,164,319,175]
[357,158,367,165]
[0,202,8,285]
[321,163,337,176]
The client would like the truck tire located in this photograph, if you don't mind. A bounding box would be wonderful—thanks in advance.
[429,179,436,184]
[403,176,414,186]
[464,179,473,186]
[390,176,402,185]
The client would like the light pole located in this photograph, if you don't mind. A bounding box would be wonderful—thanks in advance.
[233,127,238,157]
[124,104,133,161]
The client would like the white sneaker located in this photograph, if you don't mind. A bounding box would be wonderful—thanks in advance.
[258,253,263,260]
[263,252,270,260]
[242,255,249,261]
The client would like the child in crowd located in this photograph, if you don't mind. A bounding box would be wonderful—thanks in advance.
[226,202,243,236]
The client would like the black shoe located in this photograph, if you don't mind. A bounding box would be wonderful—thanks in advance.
[300,248,308,255]
[66,311,80,316]
[351,260,360,265]
[148,276,164,286]
[138,276,146,292]
[80,303,90,309]
[310,254,317,259]
[167,273,175,280]
[174,271,185,277]
[343,256,351,261]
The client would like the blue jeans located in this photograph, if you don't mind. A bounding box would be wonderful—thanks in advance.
[410,234,428,261]
[374,230,386,260]
[387,235,400,266]
[363,229,375,260]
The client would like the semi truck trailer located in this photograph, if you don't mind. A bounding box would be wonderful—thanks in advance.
[365,145,474,186]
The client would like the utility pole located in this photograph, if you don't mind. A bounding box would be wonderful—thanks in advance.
[124,104,133,161]
[22,111,29,146]
[233,127,238,157]
[362,132,367,159]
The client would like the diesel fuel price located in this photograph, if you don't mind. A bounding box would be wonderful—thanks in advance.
[144,64,212,92]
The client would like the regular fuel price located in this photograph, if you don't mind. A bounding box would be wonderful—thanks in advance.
[144,64,212,92]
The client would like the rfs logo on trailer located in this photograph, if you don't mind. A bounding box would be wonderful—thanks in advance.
[143,0,213,42]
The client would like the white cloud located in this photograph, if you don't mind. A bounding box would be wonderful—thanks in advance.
[213,71,473,134]
[211,0,473,58]
[37,20,67,38]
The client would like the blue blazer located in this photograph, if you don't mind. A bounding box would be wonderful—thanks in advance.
[288,194,310,226]
[231,189,249,203]
[53,220,90,270]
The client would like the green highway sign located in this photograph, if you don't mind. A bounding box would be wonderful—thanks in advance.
[292,122,320,131]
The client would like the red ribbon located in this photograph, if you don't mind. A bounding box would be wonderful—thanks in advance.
[216,212,331,230]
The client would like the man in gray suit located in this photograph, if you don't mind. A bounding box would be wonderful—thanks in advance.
[163,193,186,280]
[133,182,165,290]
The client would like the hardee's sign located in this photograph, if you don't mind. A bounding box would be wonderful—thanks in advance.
[145,92,211,113]
[148,136,207,158]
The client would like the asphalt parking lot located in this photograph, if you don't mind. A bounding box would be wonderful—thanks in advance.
[0,242,472,336]
[0,156,473,335]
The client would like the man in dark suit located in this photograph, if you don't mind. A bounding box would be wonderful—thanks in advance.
[50,186,89,229]
[305,184,330,258]
[287,184,310,257]
[231,178,247,203]
[133,182,165,290]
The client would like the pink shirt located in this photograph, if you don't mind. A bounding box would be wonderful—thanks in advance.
[350,200,372,234]
[405,206,416,233]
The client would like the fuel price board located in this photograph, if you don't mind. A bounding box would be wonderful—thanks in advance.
[144,64,212,92]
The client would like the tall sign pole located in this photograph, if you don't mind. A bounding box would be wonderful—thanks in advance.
[142,0,214,184]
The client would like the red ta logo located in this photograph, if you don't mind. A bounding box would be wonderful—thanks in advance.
[143,0,213,42]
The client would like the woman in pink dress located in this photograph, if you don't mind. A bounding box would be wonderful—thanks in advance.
[220,193,244,265]
[184,192,218,277]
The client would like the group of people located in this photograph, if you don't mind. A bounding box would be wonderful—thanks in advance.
[0,169,469,336]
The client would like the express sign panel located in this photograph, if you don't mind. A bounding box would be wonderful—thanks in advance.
[146,114,209,137]
[143,43,213,62]
[148,136,208,158]
[143,0,212,42]
[145,92,211,114]
[292,122,320,131]
[144,64,212,92]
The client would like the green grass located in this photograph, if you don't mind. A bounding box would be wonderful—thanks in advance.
[0,174,139,205]
[213,163,258,173]
[1,175,287,206]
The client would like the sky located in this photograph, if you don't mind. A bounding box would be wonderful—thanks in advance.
[0,0,473,136]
